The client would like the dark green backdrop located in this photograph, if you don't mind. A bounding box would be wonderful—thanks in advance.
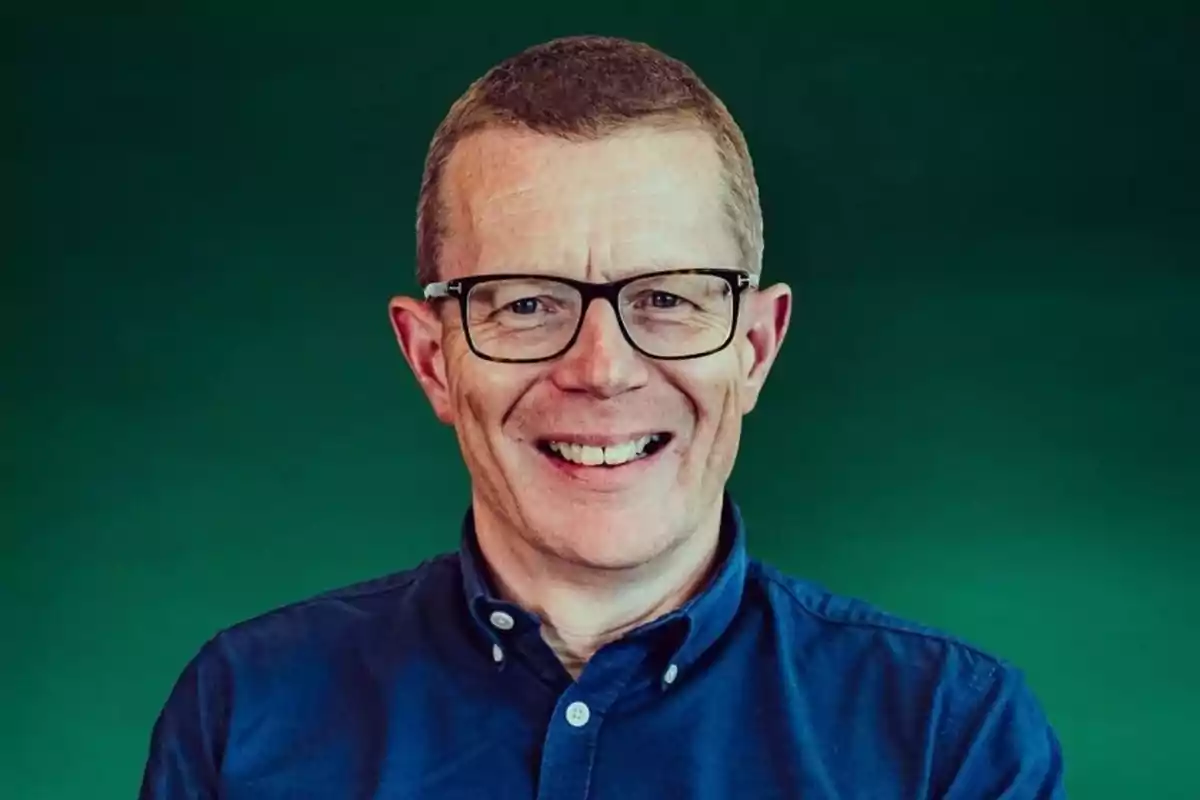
[5,4,1198,798]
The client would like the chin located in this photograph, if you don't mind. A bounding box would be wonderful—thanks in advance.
[524,503,682,571]
[549,529,678,571]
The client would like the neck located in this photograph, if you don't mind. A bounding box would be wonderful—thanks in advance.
[472,499,724,677]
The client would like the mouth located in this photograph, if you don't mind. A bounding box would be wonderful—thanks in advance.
[536,433,674,469]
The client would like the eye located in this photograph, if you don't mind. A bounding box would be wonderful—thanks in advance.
[631,290,690,311]
[507,297,542,315]
[648,291,684,309]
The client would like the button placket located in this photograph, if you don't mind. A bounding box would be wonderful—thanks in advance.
[534,645,645,800]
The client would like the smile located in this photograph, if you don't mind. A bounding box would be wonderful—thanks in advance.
[537,433,672,467]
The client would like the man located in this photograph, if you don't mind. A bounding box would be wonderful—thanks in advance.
[141,35,1065,799]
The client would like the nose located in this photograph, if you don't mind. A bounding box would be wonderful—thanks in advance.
[549,299,649,398]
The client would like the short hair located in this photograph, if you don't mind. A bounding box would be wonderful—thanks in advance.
[415,35,763,285]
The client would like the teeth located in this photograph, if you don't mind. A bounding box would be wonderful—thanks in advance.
[548,435,660,466]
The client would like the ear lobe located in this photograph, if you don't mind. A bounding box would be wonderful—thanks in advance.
[739,283,793,414]
[389,296,456,424]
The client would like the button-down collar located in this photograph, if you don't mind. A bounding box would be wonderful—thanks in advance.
[458,493,749,678]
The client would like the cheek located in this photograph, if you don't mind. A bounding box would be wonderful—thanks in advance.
[442,345,497,441]
[663,364,744,462]
[450,372,509,480]
[448,351,538,435]
[452,371,500,431]
[678,357,746,421]
[710,383,743,448]
[697,372,747,454]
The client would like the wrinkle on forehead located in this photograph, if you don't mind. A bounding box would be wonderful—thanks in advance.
[439,127,739,279]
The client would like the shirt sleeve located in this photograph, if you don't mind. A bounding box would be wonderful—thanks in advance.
[939,661,1067,799]
[138,638,232,800]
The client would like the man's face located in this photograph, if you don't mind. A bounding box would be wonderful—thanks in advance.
[392,126,790,572]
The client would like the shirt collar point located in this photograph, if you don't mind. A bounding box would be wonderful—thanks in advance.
[459,492,750,668]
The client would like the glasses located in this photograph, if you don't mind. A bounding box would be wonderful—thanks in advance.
[423,268,758,364]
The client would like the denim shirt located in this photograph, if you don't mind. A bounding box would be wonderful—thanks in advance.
[140,495,1065,798]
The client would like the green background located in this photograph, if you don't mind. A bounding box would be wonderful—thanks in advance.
[5,4,1198,798]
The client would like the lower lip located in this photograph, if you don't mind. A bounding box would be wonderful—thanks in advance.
[535,443,669,487]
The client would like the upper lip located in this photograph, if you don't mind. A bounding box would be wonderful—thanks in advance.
[537,432,669,446]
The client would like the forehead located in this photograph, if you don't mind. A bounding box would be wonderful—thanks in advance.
[439,126,741,280]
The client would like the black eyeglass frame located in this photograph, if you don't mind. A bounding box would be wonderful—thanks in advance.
[423,268,760,364]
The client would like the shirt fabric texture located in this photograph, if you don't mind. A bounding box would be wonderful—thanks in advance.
[140,494,1066,799]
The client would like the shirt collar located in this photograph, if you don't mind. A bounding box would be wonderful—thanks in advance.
[457,493,749,675]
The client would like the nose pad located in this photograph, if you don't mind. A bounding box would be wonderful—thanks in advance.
[552,299,648,396]
[573,300,628,353]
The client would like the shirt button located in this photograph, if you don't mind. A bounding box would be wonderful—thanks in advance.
[492,644,504,663]
[663,663,679,684]
[565,701,591,727]
[489,611,515,630]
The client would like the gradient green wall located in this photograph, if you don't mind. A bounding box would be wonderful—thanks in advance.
[5,4,1198,798]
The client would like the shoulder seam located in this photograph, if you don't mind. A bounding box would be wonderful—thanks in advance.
[749,561,1009,669]
[215,552,460,636]
[310,552,459,603]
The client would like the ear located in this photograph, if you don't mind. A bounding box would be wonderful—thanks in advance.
[389,296,456,425]
[738,282,792,414]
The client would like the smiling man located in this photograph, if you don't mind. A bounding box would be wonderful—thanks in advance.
[141,35,1066,799]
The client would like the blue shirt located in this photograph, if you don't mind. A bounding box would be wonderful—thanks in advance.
[140,495,1065,799]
